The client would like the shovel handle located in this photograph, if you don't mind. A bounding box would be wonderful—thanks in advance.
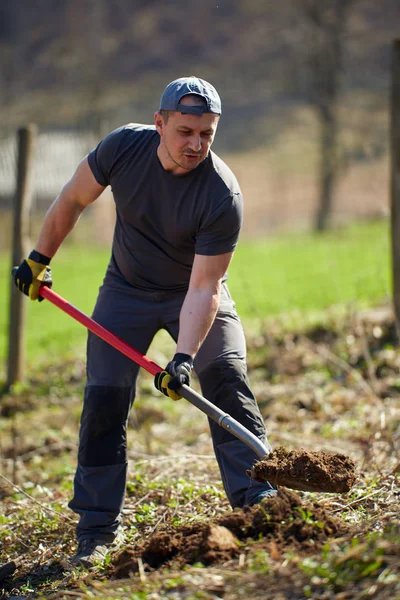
[179,384,268,459]
[11,270,269,460]
[39,285,162,376]
[41,287,269,458]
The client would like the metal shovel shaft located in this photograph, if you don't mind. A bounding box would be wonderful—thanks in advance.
[39,286,269,459]
[179,384,268,459]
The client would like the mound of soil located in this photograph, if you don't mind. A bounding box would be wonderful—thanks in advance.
[113,523,240,578]
[112,488,346,578]
[250,446,357,493]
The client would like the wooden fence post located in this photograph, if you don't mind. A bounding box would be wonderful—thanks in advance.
[6,124,38,388]
[391,41,400,335]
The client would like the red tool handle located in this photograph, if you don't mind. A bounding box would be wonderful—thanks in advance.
[25,279,267,459]
[39,286,162,376]
[12,268,269,458]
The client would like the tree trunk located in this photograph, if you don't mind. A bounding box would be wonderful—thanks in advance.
[315,105,338,231]
[303,0,354,231]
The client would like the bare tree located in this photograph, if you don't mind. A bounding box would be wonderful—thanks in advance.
[300,0,355,231]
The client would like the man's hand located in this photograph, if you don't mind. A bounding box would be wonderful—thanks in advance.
[13,250,53,301]
[154,353,193,401]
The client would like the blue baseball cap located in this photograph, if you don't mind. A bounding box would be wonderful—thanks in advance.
[159,76,222,116]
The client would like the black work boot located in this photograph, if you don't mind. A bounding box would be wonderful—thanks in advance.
[69,538,115,568]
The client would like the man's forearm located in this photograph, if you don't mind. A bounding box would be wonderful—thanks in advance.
[35,193,85,258]
[176,283,221,357]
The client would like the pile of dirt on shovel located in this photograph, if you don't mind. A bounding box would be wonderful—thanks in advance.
[250,446,357,493]
[111,488,347,579]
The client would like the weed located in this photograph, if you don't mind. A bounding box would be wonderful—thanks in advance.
[19,580,35,594]
[294,507,324,530]
[246,549,270,574]
[163,576,185,589]
[299,536,387,590]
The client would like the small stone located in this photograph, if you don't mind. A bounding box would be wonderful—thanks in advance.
[203,525,239,552]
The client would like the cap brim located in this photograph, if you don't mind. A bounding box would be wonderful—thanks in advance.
[176,103,219,116]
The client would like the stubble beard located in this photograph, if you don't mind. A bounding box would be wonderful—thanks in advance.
[163,139,204,172]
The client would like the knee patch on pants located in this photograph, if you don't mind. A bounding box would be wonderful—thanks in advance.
[198,359,266,446]
[78,386,132,467]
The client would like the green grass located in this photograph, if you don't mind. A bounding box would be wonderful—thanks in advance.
[0,219,391,373]
[229,219,390,317]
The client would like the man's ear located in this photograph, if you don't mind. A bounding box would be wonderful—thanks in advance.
[154,112,164,135]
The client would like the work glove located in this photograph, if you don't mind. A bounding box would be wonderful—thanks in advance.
[13,250,53,301]
[154,353,193,401]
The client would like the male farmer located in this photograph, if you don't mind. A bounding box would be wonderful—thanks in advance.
[14,76,276,566]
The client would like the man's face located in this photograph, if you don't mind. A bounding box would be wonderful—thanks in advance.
[155,96,220,175]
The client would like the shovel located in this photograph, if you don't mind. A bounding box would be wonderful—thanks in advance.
[12,276,357,493]
[36,285,269,461]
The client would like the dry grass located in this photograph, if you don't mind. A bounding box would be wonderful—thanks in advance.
[0,304,399,599]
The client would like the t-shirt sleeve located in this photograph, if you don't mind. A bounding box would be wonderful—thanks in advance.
[87,127,126,186]
[195,193,243,256]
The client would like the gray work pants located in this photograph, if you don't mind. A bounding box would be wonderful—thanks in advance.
[68,270,275,541]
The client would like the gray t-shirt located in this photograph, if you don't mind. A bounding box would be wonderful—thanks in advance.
[88,124,243,292]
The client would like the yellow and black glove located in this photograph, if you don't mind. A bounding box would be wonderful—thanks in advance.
[13,250,53,301]
[154,353,193,401]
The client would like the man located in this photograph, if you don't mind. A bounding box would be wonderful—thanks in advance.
[14,76,276,567]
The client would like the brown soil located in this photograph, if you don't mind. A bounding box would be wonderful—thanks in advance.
[112,488,346,578]
[250,446,357,493]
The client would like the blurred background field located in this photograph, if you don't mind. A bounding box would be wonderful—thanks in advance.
[0,0,396,238]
